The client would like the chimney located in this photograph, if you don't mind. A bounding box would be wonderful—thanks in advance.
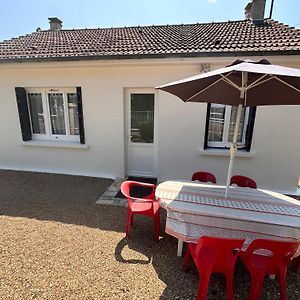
[48,17,63,30]
[244,0,266,21]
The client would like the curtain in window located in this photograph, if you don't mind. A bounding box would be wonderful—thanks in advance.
[208,104,225,142]
[67,93,79,135]
[28,93,46,134]
[48,93,66,135]
[228,106,246,143]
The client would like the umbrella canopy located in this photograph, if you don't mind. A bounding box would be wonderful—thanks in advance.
[157,59,300,106]
[156,59,300,197]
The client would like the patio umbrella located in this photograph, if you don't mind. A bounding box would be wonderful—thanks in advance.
[156,59,300,197]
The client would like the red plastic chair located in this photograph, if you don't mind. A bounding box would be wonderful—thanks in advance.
[230,175,257,189]
[120,180,160,241]
[191,171,217,184]
[240,239,299,300]
[183,236,245,300]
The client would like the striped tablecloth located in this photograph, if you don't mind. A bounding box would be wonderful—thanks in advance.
[156,181,300,255]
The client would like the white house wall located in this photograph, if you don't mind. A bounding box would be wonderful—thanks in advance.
[0,56,299,194]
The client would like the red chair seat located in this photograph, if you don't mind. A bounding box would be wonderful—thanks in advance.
[121,180,160,241]
[130,201,159,214]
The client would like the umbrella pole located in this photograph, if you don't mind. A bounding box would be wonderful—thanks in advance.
[225,104,243,197]
[225,71,247,197]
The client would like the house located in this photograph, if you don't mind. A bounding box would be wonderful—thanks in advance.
[0,0,299,194]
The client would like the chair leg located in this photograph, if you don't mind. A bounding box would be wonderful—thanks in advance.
[279,269,287,300]
[197,268,212,300]
[248,271,265,300]
[290,256,300,273]
[130,214,134,226]
[154,211,160,241]
[225,270,234,300]
[126,210,132,239]
[183,245,191,272]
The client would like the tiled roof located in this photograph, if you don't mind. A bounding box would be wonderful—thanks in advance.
[0,19,299,63]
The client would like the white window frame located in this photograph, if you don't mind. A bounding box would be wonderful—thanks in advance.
[26,87,80,143]
[207,104,250,148]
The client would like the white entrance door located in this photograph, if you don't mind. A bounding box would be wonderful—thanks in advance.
[125,89,157,177]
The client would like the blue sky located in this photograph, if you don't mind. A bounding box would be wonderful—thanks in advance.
[0,0,299,41]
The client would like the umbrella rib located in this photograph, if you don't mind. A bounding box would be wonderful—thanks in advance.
[186,73,243,102]
[247,76,274,90]
[220,74,242,90]
[273,76,300,93]
[247,75,300,93]
[247,74,269,89]
[186,77,225,102]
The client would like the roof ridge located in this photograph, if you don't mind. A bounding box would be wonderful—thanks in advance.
[26,19,257,34]
[34,19,300,32]
[1,18,299,44]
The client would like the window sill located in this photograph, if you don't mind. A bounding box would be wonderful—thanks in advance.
[21,140,89,149]
[199,148,255,158]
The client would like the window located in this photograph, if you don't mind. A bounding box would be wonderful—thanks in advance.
[204,103,256,150]
[130,94,154,143]
[15,87,85,144]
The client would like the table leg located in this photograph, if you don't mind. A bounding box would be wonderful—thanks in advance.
[177,239,183,257]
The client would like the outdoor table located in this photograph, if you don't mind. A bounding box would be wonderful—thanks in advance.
[155,180,300,257]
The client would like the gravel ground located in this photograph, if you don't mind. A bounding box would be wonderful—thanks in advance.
[0,170,298,300]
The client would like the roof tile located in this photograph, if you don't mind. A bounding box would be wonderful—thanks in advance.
[0,19,299,63]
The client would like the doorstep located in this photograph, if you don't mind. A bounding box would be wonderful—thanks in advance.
[96,177,128,207]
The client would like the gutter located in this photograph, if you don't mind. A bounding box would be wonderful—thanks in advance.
[0,50,300,64]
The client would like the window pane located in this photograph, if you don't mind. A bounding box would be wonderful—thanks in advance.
[228,106,246,143]
[67,93,79,135]
[208,104,225,142]
[28,93,45,134]
[48,93,66,135]
[131,94,154,143]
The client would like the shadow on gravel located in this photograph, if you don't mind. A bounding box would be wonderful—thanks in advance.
[115,238,151,265]
[114,234,198,299]
[0,169,127,231]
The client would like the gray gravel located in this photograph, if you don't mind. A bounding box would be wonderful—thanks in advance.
[0,170,298,299]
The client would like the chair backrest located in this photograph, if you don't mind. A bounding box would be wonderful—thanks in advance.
[195,236,245,270]
[191,171,217,184]
[243,239,299,272]
[230,175,257,189]
[120,180,155,204]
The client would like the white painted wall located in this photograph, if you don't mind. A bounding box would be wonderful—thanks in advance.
[0,56,299,194]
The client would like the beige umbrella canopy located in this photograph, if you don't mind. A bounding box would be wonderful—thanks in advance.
[156,59,300,196]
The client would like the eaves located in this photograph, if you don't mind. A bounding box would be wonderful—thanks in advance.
[0,49,299,64]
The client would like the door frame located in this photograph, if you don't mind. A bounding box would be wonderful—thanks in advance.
[124,88,158,177]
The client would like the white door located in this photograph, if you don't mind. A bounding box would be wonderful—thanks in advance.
[125,89,157,177]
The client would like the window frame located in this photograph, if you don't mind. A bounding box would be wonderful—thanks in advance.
[204,103,256,151]
[26,87,80,143]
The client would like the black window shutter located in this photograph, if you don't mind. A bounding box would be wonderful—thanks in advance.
[244,106,257,151]
[15,87,32,141]
[76,87,85,144]
[203,104,211,150]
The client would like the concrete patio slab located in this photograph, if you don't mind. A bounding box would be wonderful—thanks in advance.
[96,177,128,207]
